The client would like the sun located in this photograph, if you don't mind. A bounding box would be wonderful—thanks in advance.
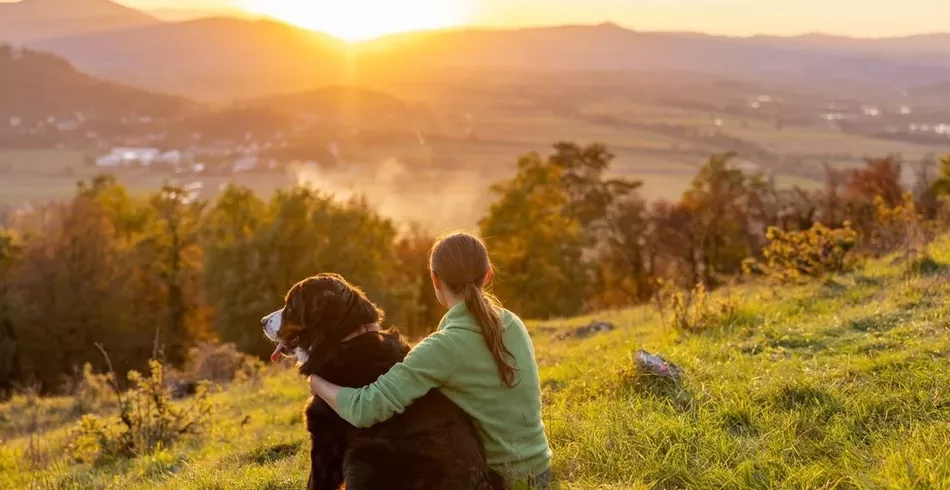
[244,0,468,42]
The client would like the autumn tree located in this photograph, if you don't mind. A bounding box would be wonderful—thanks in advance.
[481,142,643,317]
[201,185,271,357]
[203,186,400,357]
[844,156,904,236]
[389,224,442,338]
[590,195,653,308]
[0,230,22,397]
[929,155,950,203]
[143,184,208,364]
[677,153,763,286]
[480,150,588,318]
[12,194,145,388]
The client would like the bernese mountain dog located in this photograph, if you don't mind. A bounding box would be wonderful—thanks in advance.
[261,273,504,490]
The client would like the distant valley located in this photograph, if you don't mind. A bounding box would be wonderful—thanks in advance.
[1,0,949,230]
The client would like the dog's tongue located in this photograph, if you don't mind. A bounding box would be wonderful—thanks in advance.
[270,342,284,363]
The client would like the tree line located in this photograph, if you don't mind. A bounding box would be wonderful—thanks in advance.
[2,143,949,394]
[484,144,950,319]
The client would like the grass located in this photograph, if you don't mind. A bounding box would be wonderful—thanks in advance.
[6,243,950,490]
[4,222,950,490]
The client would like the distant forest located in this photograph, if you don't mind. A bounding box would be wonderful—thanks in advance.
[2,142,949,393]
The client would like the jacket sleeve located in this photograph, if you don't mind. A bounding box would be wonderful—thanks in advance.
[334,331,460,428]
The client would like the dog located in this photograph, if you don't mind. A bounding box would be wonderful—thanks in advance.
[262,273,504,490]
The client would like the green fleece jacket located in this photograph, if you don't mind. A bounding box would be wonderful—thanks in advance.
[335,302,553,482]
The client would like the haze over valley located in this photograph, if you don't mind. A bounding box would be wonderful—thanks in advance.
[2,0,949,231]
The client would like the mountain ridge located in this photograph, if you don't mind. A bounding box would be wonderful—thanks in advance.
[25,19,950,100]
[0,0,160,43]
[32,17,349,100]
[0,45,190,123]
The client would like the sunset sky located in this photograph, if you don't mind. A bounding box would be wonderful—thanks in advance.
[74,0,950,40]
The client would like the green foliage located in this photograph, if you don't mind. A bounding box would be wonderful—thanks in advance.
[2,178,417,389]
[67,359,212,464]
[202,185,400,357]
[2,148,948,393]
[390,224,442,339]
[480,142,643,319]
[480,150,589,319]
[0,229,22,396]
[144,184,209,365]
[929,155,950,198]
[753,222,858,282]
[3,244,950,487]
[679,152,768,285]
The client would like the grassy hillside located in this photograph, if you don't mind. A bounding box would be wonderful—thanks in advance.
[3,239,950,489]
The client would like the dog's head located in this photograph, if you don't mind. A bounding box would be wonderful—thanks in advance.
[261,273,384,375]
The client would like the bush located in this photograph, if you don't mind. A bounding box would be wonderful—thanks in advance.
[181,342,264,385]
[653,281,738,333]
[67,358,213,464]
[751,222,857,283]
[69,363,115,414]
[871,192,935,260]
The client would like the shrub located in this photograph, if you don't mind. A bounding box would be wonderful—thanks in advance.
[69,363,115,414]
[68,355,213,464]
[181,342,264,386]
[752,222,857,283]
[653,281,738,333]
[871,192,935,259]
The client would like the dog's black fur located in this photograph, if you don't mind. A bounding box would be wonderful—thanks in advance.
[273,273,504,490]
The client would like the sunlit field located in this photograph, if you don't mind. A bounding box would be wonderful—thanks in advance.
[3,237,950,489]
[13,79,948,230]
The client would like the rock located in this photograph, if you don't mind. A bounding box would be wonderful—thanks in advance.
[554,321,615,341]
[634,349,683,382]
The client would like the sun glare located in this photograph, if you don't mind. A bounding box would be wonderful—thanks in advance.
[244,0,467,42]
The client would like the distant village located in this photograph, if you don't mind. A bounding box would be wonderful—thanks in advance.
[3,109,354,177]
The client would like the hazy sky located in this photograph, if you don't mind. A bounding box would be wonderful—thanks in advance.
[96,0,950,38]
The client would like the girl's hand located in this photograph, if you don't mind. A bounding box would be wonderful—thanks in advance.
[309,375,343,410]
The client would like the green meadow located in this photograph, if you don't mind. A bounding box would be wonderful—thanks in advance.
[2,238,950,489]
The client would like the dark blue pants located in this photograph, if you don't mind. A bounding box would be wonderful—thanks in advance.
[527,468,553,488]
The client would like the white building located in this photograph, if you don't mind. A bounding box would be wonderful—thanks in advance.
[232,156,258,173]
[96,147,161,167]
[159,150,183,165]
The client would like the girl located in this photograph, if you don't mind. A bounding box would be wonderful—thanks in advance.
[308,231,553,488]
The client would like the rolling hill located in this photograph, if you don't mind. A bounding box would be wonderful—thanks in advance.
[32,18,351,101]
[0,45,190,123]
[30,21,950,100]
[0,0,160,43]
[360,24,950,87]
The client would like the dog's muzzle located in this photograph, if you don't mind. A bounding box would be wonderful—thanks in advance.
[262,308,290,362]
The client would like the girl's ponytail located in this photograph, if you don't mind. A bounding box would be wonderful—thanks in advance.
[462,282,517,388]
